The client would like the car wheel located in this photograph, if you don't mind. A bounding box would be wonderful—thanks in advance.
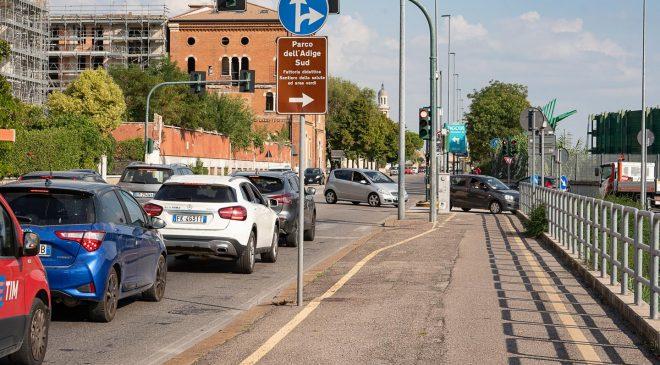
[286,227,299,248]
[304,212,316,241]
[325,190,337,204]
[143,255,167,302]
[351,201,360,205]
[236,232,256,274]
[8,298,49,365]
[368,193,381,207]
[261,227,279,263]
[89,267,119,323]
[461,207,471,212]
[489,201,503,214]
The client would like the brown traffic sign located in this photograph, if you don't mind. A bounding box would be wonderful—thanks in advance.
[277,36,327,115]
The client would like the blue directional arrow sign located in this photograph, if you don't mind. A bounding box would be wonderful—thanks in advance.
[278,0,329,36]
[448,124,468,155]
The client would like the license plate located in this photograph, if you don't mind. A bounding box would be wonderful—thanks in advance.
[134,192,155,198]
[173,215,207,224]
[38,244,51,257]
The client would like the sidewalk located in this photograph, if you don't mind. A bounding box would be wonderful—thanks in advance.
[185,211,658,364]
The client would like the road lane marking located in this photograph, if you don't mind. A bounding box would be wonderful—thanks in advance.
[501,218,601,363]
[239,214,454,365]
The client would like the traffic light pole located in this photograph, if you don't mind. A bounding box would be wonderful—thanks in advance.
[408,0,438,223]
[144,79,250,161]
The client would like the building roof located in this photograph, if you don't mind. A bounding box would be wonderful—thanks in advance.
[170,2,279,23]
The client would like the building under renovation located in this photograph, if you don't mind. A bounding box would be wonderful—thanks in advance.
[0,0,48,105]
[47,3,167,92]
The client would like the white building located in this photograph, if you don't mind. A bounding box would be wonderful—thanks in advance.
[377,83,390,118]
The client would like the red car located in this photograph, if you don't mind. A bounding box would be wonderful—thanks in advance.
[405,168,413,174]
[0,194,50,365]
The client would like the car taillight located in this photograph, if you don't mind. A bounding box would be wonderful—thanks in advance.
[143,203,163,217]
[219,206,248,221]
[270,194,293,205]
[56,231,106,252]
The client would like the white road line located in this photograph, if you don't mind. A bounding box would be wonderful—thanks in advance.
[239,215,454,365]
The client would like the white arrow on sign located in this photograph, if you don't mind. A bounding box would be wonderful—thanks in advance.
[452,137,461,144]
[291,0,325,33]
[289,93,314,107]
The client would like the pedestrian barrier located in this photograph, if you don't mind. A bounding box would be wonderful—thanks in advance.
[520,183,660,320]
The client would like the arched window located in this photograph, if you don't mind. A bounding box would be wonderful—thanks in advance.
[221,57,230,75]
[187,57,195,74]
[265,92,274,112]
[241,57,249,71]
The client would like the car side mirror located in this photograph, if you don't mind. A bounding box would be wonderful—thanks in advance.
[22,232,40,257]
[305,187,316,196]
[359,180,368,185]
[151,217,167,230]
[269,198,279,208]
[594,168,600,177]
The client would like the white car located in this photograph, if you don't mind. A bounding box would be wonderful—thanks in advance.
[144,175,280,274]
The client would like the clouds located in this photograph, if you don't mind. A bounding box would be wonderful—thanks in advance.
[551,18,583,33]
[520,11,540,23]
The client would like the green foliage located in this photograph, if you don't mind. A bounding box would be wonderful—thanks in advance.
[405,132,424,162]
[0,40,9,63]
[524,204,548,238]
[115,138,145,161]
[48,69,127,133]
[192,158,208,175]
[466,80,530,167]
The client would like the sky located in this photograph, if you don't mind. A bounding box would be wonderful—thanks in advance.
[53,0,660,145]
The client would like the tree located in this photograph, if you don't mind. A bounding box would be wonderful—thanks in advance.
[0,40,9,63]
[48,69,127,133]
[465,80,530,169]
[405,132,424,162]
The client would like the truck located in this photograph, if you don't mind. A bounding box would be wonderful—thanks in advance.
[596,158,659,206]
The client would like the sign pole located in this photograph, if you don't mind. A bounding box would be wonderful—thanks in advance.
[398,0,406,220]
[297,115,305,307]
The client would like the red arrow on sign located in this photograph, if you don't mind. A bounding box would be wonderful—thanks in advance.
[504,156,514,165]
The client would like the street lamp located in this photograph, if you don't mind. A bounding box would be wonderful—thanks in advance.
[442,15,451,125]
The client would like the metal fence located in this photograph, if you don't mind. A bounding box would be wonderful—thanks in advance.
[520,183,660,319]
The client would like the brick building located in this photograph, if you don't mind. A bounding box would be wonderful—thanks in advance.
[168,3,326,170]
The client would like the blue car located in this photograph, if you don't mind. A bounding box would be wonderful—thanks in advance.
[0,180,168,323]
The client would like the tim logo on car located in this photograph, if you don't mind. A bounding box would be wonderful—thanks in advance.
[0,276,19,308]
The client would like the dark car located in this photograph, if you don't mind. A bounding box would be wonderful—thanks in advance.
[20,170,106,183]
[117,163,194,204]
[450,174,520,214]
[0,180,168,323]
[233,171,316,247]
[304,168,325,185]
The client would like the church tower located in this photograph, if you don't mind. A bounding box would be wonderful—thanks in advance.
[377,83,390,118]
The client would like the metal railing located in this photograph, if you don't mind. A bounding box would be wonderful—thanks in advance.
[520,183,660,319]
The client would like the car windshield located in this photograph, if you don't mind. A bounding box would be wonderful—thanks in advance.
[364,171,394,184]
[155,184,237,203]
[484,177,510,190]
[121,168,173,184]
[245,176,285,194]
[2,189,95,226]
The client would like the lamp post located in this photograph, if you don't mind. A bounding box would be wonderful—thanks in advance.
[641,0,648,211]
[398,0,406,220]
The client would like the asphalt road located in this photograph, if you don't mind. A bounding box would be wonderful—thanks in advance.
[28,174,425,365]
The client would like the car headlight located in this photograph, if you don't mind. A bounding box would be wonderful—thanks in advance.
[378,188,388,195]
[505,195,514,202]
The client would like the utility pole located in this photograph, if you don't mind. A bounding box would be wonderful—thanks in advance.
[442,14,451,173]
[398,0,406,220]
[641,0,648,210]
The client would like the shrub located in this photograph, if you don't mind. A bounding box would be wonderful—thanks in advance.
[192,158,207,175]
[115,138,144,162]
[524,204,548,238]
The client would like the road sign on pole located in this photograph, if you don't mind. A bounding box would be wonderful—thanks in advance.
[276,37,328,115]
[504,156,513,165]
[278,0,329,36]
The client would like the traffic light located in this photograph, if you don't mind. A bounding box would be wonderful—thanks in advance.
[329,0,340,14]
[239,69,255,93]
[190,71,206,94]
[419,107,431,141]
[217,0,246,12]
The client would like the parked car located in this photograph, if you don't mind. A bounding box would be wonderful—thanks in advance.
[450,174,520,214]
[19,170,106,183]
[411,166,419,174]
[304,168,325,185]
[0,195,50,365]
[324,169,408,207]
[389,167,399,176]
[418,167,426,174]
[234,171,316,247]
[510,176,557,190]
[144,175,279,274]
[405,168,414,175]
[0,180,168,323]
[117,163,194,204]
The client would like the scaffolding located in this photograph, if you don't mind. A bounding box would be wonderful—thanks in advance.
[47,3,168,92]
[0,0,49,105]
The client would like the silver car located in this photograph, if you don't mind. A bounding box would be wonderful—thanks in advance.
[324,168,408,207]
[117,163,194,204]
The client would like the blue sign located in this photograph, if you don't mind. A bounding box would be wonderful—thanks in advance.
[0,276,5,308]
[560,176,569,191]
[278,0,329,36]
[489,138,501,149]
[448,124,468,155]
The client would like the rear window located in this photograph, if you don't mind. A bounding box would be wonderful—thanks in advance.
[21,175,74,181]
[245,176,285,194]
[121,168,173,184]
[306,168,321,174]
[2,189,95,226]
[155,184,237,203]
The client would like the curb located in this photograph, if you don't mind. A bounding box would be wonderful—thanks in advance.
[164,217,391,365]
[515,211,660,352]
